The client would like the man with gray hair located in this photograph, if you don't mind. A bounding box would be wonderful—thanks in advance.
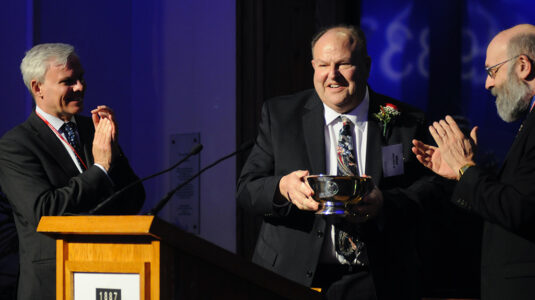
[0,43,145,299]
[413,24,535,299]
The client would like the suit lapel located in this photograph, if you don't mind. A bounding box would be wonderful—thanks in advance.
[28,111,82,176]
[75,116,94,166]
[366,92,384,184]
[302,93,326,174]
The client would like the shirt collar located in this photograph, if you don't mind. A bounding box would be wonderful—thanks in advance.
[35,106,76,131]
[323,86,369,126]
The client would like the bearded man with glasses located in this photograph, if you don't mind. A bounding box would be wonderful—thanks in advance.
[413,24,535,300]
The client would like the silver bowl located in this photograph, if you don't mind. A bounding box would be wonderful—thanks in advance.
[306,175,373,215]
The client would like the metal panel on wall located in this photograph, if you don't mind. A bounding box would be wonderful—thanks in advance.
[166,133,201,234]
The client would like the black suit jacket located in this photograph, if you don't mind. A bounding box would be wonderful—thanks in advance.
[452,109,535,300]
[237,89,435,300]
[0,111,145,300]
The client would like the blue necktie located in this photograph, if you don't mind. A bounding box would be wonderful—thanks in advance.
[62,122,85,169]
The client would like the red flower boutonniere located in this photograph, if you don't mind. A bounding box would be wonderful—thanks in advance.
[374,103,401,137]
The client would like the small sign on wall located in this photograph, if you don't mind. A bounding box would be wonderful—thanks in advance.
[167,133,201,234]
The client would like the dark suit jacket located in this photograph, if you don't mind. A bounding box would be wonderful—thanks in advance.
[452,109,535,300]
[237,89,435,300]
[0,111,145,300]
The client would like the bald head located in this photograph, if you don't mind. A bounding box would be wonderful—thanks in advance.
[311,26,368,60]
[496,24,535,43]
[486,24,535,85]
[486,24,535,122]
[487,24,535,63]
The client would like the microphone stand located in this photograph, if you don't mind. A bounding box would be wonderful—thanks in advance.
[89,143,203,214]
[149,141,253,216]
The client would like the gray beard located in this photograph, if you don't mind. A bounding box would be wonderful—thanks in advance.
[493,71,531,123]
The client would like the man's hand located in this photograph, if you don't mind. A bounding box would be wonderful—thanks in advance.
[411,139,457,180]
[91,105,120,160]
[347,185,383,223]
[428,115,478,178]
[279,170,318,211]
[91,105,117,142]
[92,117,114,171]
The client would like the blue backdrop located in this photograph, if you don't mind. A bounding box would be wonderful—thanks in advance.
[362,0,535,163]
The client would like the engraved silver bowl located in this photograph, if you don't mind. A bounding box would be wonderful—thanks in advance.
[306,175,373,215]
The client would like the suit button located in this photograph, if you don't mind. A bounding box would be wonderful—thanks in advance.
[306,271,313,278]
[456,198,469,209]
[317,231,324,238]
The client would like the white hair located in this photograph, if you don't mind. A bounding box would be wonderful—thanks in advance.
[20,43,78,92]
[508,32,535,62]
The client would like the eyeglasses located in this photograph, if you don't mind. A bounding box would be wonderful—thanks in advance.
[485,55,520,79]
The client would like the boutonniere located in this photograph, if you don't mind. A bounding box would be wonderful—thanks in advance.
[374,103,401,137]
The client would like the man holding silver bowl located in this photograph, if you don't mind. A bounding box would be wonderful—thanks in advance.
[237,25,437,300]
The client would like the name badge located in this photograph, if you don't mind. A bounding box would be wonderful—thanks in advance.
[382,143,404,177]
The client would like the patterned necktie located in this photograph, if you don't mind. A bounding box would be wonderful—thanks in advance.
[337,116,358,175]
[62,122,85,169]
[335,116,368,266]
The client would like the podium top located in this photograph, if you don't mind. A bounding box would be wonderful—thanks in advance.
[37,215,159,236]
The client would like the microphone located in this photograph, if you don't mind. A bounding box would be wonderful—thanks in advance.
[148,140,254,216]
[89,143,203,214]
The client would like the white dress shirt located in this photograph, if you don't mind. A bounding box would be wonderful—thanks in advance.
[320,86,370,264]
[323,89,369,177]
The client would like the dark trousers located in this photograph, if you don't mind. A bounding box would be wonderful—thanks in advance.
[312,264,377,300]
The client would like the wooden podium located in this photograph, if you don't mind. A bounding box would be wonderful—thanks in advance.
[37,216,321,300]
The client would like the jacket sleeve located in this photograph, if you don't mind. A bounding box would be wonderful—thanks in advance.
[237,102,291,217]
[453,161,535,241]
[103,153,146,214]
[0,133,145,228]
